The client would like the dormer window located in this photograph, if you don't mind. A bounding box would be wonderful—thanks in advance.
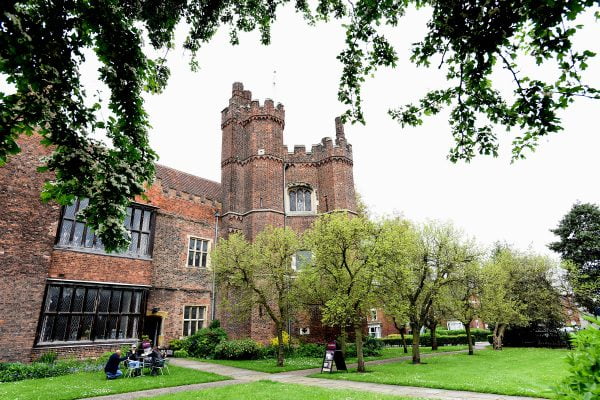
[287,185,316,214]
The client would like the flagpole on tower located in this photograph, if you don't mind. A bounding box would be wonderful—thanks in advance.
[272,70,277,100]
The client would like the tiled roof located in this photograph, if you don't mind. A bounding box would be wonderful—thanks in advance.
[154,164,221,202]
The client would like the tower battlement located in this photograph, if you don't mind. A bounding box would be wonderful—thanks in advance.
[285,117,353,164]
[221,82,285,128]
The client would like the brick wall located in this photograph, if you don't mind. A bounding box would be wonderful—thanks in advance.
[146,288,211,344]
[49,249,152,285]
[30,342,133,361]
[0,135,61,362]
[140,176,218,345]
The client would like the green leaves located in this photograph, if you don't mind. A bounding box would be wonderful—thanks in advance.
[549,202,600,313]
[553,317,600,399]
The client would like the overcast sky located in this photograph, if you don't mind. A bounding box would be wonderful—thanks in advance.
[137,6,600,258]
[6,5,596,258]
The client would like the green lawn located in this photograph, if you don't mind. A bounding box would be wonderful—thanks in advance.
[146,380,426,400]
[0,365,229,400]
[310,347,569,398]
[194,345,469,373]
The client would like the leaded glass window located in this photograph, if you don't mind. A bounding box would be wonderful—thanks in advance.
[56,199,154,257]
[37,283,146,343]
[289,187,312,212]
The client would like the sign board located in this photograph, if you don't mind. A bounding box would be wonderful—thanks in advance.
[320,341,347,373]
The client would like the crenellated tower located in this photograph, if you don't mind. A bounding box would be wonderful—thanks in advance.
[219,82,357,341]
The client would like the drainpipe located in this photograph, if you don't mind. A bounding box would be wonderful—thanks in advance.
[211,211,219,321]
[282,161,287,228]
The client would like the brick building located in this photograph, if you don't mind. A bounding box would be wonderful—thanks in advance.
[0,83,357,362]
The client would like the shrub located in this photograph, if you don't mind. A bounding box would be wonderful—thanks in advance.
[187,327,228,358]
[258,344,278,359]
[214,339,260,360]
[169,338,190,352]
[0,355,108,383]
[363,336,384,356]
[270,331,290,346]
[554,317,600,399]
[294,343,324,358]
[36,352,58,364]
[173,350,189,358]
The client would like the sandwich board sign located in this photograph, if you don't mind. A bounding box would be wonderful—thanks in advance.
[321,341,347,373]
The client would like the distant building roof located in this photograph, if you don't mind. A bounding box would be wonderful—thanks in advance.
[154,164,221,202]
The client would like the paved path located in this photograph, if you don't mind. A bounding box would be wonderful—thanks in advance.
[87,343,544,400]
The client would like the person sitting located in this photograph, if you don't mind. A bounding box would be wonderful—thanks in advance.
[104,349,127,379]
[125,345,142,376]
[149,346,164,376]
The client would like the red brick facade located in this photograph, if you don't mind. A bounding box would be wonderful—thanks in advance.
[0,83,357,362]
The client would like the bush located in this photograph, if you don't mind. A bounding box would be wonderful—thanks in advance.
[36,352,58,364]
[501,325,572,348]
[173,350,189,358]
[270,331,290,346]
[0,358,98,383]
[169,338,190,352]
[554,317,600,399]
[187,327,228,358]
[363,336,384,356]
[294,343,324,358]
[258,345,278,359]
[214,339,261,360]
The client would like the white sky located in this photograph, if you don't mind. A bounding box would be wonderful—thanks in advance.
[141,6,599,257]
[5,6,598,257]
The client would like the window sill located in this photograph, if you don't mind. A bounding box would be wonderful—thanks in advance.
[53,246,152,261]
[35,339,137,348]
[286,211,316,216]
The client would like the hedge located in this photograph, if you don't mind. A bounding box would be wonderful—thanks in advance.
[382,333,474,347]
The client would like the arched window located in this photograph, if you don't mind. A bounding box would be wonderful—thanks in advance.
[288,187,312,212]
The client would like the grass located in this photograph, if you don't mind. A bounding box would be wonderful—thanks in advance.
[145,380,426,400]
[310,347,570,398]
[193,345,469,373]
[0,365,229,400]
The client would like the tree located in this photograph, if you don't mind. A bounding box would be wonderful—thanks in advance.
[549,202,600,313]
[380,220,476,364]
[212,228,300,367]
[3,0,599,249]
[303,213,384,372]
[481,247,563,350]
[443,261,484,355]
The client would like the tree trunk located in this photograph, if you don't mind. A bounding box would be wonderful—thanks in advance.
[276,324,285,367]
[430,322,438,351]
[411,322,421,364]
[355,324,365,372]
[492,323,506,350]
[393,318,408,353]
[465,323,473,355]
[339,329,348,358]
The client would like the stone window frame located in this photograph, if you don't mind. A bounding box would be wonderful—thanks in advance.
[55,198,156,259]
[186,236,212,269]
[285,183,317,216]
[182,305,206,337]
[36,281,147,345]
